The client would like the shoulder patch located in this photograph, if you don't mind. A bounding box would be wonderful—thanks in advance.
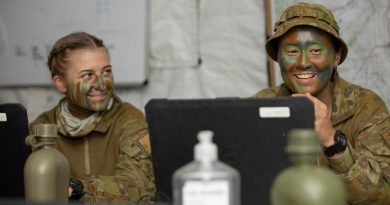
[136,134,152,156]
[137,133,152,156]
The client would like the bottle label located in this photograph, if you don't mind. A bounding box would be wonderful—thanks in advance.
[183,180,229,205]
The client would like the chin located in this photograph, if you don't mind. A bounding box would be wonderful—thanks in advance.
[91,107,106,112]
[88,100,110,112]
[290,84,315,95]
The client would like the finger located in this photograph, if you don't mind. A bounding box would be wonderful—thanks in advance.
[291,93,306,97]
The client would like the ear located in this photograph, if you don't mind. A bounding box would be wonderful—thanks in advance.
[333,50,341,67]
[52,75,67,93]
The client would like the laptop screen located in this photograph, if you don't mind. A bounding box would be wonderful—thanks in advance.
[145,97,314,205]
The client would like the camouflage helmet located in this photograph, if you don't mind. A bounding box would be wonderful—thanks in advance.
[266,2,348,64]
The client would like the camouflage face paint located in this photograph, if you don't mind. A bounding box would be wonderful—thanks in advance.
[59,47,114,117]
[277,26,336,97]
[65,74,114,112]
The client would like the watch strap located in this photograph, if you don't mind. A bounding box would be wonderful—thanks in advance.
[323,130,348,157]
[69,178,85,201]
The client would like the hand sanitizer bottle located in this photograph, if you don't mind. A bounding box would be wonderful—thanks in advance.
[172,130,240,205]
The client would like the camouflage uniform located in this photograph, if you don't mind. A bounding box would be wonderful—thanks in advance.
[29,95,156,203]
[262,3,390,204]
[253,71,390,205]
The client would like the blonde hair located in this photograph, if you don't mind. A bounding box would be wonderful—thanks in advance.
[47,32,107,77]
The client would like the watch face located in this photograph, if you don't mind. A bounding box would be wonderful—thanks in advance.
[335,130,348,148]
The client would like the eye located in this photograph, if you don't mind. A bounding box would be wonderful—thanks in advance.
[81,72,94,80]
[102,68,112,77]
[310,48,321,55]
[286,48,299,56]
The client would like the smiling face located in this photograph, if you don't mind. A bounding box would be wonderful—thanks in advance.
[54,47,114,112]
[277,26,341,98]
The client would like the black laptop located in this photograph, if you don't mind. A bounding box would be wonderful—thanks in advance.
[145,97,314,205]
[0,104,30,199]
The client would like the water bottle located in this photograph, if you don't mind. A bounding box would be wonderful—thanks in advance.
[24,123,70,203]
[271,129,346,205]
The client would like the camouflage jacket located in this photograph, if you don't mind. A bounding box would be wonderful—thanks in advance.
[29,95,156,204]
[253,72,390,205]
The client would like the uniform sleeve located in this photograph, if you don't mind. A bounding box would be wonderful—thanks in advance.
[330,94,390,205]
[79,114,156,203]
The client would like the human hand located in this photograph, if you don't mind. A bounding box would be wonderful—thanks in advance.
[292,93,335,147]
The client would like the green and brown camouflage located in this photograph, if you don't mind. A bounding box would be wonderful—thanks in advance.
[266,2,348,65]
[29,95,156,203]
[253,71,390,205]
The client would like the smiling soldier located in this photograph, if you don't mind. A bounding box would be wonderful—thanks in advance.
[29,32,155,203]
[253,2,390,205]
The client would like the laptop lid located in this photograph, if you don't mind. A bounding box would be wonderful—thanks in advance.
[145,97,314,205]
[0,103,30,198]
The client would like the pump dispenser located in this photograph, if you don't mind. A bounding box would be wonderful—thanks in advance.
[195,130,217,163]
[271,129,347,205]
[173,130,240,205]
[24,124,70,203]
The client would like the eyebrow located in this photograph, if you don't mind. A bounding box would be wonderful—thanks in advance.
[282,41,324,48]
[78,65,112,74]
[103,65,113,70]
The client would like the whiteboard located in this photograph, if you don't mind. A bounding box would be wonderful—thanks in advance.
[0,0,148,86]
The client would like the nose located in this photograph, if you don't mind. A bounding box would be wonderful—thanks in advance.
[297,52,312,69]
[92,76,106,91]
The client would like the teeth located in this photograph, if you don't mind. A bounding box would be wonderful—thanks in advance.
[296,73,315,79]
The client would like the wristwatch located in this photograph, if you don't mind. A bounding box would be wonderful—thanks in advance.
[69,178,85,201]
[323,130,348,157]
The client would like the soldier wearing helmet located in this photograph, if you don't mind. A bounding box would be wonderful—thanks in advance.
[254,2,390,204]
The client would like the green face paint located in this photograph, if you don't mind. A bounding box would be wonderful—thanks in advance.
[277,26,337,97]
[66,74,114,112]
